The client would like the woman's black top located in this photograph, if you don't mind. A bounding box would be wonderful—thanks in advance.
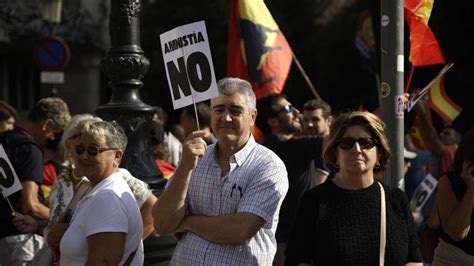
[439,173,474,255]
[285,180,422,266]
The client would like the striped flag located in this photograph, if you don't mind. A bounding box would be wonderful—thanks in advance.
[404,0,445,67]
[428,74,462,124]
[227,0,292,99]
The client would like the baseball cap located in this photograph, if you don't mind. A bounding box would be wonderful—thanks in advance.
[404,148,417,159]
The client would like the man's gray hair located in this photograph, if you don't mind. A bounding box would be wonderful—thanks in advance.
[217,77,256,112]
[27,97,71,130]
[83,121,128,151]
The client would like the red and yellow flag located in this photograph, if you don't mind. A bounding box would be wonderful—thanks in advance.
[227,0,292,99]
[404,0,445,67]
[410,104,433,150]
[428,74,462,124]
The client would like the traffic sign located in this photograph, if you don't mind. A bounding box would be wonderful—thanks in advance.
[40,71,65,84]
[33,37,70,71]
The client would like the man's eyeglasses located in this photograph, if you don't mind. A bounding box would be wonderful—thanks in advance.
[337,137,378,150]
[74,144,117,157]
[274,104,294,115]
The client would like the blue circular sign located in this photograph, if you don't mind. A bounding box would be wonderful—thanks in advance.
[33,37,70,70]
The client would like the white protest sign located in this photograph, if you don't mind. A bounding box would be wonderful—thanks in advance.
[407,62,454,112]
[411,173,438,212]
[160,21,218,110]
[0,144,22,197]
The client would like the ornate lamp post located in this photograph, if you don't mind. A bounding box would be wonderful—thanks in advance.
[96,0,162,184]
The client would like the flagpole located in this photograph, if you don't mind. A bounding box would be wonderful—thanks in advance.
[0,188,15,214]
[405,64,415,93]
[292,53,322,101]
[380,0,404,187]
[180,47,200,131]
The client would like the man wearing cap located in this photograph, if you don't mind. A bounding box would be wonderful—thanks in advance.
[404,147,418,175]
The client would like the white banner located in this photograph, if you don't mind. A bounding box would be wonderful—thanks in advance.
[0,144,23,198]
[411,173,438,212]
[160,21,218,110]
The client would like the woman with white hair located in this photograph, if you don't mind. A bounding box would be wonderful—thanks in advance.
[59,121,143,265]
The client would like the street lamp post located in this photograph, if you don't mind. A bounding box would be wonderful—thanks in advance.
[96,0,162,184]
[97,2,176,264]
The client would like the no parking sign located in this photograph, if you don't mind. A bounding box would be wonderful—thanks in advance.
[0,145,22,198]
[33,37,70,71]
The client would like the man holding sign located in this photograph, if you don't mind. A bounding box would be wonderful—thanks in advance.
[154,78,288,265]
[0,97,70,265]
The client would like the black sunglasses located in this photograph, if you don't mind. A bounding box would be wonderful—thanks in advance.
[274,104,294,115]
[74,144,117,157]
[337,137,378,150]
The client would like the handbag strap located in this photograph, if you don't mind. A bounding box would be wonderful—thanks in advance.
[123,246,139,266]
[378,181,386,266]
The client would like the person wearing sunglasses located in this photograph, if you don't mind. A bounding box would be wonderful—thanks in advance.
[256,93,326,264]
[286,111,422,266]
[54,121,144,265]
[12,114,157,265]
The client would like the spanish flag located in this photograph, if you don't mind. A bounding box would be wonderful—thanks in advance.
[227,0,292,99]
[404,0,445,67]
[428,74,462,124]
[409,104,433,150]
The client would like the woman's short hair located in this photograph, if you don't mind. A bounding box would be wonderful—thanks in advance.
[83,121,128,151]
[324,111,392,174]
[217,77,256,112]
[60,114,103,159]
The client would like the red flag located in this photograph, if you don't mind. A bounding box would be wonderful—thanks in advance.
[404,0,445,67]
[227,0,292,99]
[428,74,462,124]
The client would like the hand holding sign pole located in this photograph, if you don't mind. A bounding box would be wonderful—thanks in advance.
[0,144,23,213]
[183,41,201,131]
[160,21,218,131]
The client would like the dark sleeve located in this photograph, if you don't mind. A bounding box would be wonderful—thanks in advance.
[11,144,43,184]
[397,188,423,263]
[301,136,324,160]
[285,191,316,265]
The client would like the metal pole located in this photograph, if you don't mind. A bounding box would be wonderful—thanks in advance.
[292,53,322,101]
[96,0,162,185]
[380,0,404,187]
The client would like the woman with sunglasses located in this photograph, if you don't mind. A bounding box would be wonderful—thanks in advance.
[57,120,143,265]
[285,111,422,266]
[432,127,474,265]
[13,117,151,265]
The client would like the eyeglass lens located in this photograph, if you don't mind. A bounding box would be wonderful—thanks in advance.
[74,144,103,157]
[276,104,293,114]
[338,137,377,150]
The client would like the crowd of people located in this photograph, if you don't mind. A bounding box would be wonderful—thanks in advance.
[0,77,472,265]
